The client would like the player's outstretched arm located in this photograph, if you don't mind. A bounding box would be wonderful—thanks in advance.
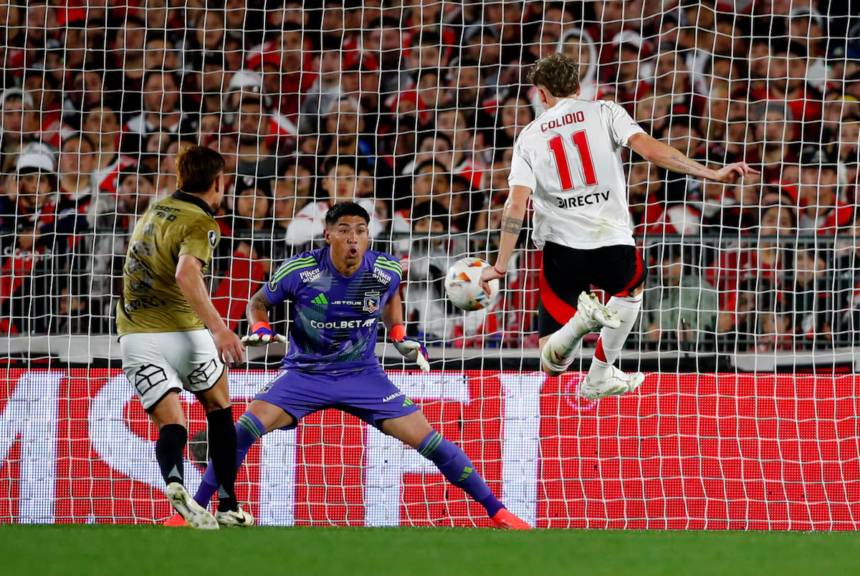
[175,254,245,366]
[383,292,429,372]
[479,184,532,294]
[627,132,760,183]
[242,288,287,347]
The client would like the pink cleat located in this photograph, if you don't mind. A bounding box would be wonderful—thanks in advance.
[163,513,187,527]
[491,509,532,530]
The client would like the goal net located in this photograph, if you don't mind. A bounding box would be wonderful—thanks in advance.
[2,0,860,529]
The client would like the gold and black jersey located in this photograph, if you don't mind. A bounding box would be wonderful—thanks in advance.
[116,191,220,336]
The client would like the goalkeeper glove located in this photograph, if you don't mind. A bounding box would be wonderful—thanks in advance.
[389,324,430,372]
[241,321,287,347]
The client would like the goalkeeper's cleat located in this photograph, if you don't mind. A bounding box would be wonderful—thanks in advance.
[166,482,219,530]
[163,513,187,527]
[491,509,532,530]
[581,361,645,400]
[215,506,255,528]
[576,292,621,331]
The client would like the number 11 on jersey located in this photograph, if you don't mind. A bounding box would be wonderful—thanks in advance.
[548,130,598,190]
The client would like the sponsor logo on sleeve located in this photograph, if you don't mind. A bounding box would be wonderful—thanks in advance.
[300,269,322,283]
[208,230,218,248]
[373,267,392,285]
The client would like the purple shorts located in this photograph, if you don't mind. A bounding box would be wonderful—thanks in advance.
[254,365,420,430]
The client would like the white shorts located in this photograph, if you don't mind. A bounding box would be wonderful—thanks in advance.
[120,330,225,411]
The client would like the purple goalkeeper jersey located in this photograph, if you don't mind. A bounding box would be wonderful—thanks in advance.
[263,247,402,373]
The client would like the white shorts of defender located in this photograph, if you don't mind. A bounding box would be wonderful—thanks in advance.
[120,330,225,411]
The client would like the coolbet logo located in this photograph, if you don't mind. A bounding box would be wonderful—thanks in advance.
[373,267,392,285]
[363,291,381,313]
[557,191,610,209]
[310,318,376,329]
[300,269,321,283]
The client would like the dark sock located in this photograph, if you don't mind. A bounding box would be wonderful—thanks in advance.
[156,424,187,486]
[195,412,264,509]
[418,430,505,517]
[206,407,240,513]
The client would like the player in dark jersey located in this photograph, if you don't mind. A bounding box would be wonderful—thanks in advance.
[119,145,250,530]
[172,202,530,529]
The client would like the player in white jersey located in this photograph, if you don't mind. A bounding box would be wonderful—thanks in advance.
[481,54,758,399]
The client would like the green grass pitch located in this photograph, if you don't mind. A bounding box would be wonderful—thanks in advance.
[3,525,860,576]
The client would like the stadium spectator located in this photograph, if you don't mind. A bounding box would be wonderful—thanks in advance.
[82,106,136,193]
[110,16,147,96]
[87,165,155,327]
[789,7,829,91]
[830,117,860,191]
[494,94,534,150]
[285,159,381,247]
[301,35,346,132]
[0,149,77,334]
[401,200,488,342]
[643,249,719,348]
[401,132,453,177]
[235,96,280,179]
[271,176,312,235]
[718,277,787,353]
[65,68,109,130]
[797,151,851,234]
[144,36,183,74]
[57,134,96,210]
[627,158,663,233]
[0,89,35,158]
[787,248,833,346]
[124,71,196,153]
[709,203,795,318]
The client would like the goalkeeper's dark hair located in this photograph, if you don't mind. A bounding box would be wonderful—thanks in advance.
[529,53,580,98]
[325,201,370,227]
[176,145,225,193]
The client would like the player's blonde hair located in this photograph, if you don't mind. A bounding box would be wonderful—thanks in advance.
[529,53,581,98]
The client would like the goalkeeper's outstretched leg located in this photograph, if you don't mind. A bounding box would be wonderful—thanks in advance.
[379,411,531,530]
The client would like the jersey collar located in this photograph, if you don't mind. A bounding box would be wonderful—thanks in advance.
[547,97,577,111]
[172,190,215,216]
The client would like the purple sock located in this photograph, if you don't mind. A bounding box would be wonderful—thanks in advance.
[194,412,264,508]
[417,430,505,517]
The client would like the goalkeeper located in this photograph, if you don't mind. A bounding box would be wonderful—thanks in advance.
[173,202,530,529]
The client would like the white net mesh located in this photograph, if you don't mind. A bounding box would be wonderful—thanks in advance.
[2,0,860,528]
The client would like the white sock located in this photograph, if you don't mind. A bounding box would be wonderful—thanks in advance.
[544,313,592,363]
[595,295,642,365]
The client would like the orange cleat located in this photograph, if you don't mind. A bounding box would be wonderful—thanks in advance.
[491,509,532,530]
[164,513,188,527]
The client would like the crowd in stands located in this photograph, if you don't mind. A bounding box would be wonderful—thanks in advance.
[0,0,859,353]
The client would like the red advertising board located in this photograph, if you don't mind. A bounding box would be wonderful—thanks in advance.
[2,369,859,530]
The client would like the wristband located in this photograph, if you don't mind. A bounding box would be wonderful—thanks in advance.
[493,266,505,275]
[251,320,272,333]
[389,324,406,342]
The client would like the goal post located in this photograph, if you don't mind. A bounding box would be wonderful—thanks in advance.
[1,1,860,528]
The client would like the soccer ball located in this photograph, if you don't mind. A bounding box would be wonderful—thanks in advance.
[444,258,499,311]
